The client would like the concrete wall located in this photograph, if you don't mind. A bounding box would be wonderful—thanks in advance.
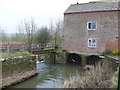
[45,51,67,64]
[63,11,119,55]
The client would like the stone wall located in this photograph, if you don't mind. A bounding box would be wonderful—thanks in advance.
[1,56,37,88]
[2,56,36,78]
[45,51,67,64]
[56,51,67,64]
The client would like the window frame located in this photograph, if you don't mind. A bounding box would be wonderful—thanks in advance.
[88,38,97,47]
[87,21,97,30]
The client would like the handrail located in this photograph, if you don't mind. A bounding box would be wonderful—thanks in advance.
[0,43,61,53]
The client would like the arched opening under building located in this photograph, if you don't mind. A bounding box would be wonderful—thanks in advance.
[66,53,82,65]
[86,55,101,65]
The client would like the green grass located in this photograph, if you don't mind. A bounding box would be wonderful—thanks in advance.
[57,45,63,50]
[4,37,12,41]
[0,51,31,58]
[43,48,53,50]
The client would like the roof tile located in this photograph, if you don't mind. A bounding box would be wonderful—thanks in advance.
[64,2,119,14]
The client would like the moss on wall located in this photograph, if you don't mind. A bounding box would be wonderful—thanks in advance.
[44,50,67,64]
[56,51,67,64]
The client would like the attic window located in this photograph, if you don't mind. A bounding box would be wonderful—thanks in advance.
[88,38,96,47]
[87,21,97,30]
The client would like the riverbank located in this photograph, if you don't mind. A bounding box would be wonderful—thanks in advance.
[61,60,116,88]
[112,69,119,88]
[1,70,38,88]
[1,52,37,88]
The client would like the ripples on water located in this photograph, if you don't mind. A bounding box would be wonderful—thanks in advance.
[11,62,83,88]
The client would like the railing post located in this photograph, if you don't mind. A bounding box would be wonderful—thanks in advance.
[7,43,10,53]
[21,44,24,51]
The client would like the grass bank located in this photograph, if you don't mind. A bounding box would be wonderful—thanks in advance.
[0,51,31,58]
[1,70,38,88]
[61,61,116,88]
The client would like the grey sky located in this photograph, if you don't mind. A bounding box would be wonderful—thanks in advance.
[0,0,101,33]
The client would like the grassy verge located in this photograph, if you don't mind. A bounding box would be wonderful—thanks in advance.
[0,51,31,58]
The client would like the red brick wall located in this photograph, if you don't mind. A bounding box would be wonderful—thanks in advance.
[105,41,119,51]
[63,11,119,54]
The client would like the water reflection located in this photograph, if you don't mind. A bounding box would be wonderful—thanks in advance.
[11,62,83,88]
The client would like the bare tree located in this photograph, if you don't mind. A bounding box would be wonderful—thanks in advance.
[48,19,63,44]
[35,19,63,44]
[17,17,37,53]
[55,19,63,44]
[35,26,51,44]
[0,26,6,42]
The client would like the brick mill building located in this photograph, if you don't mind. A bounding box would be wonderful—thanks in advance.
[63,2,119,55]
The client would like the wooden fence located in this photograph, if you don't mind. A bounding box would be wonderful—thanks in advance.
[0,43,55,53]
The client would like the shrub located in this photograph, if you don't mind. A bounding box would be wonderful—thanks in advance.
[112,50,120,55]
[61,61,115,88]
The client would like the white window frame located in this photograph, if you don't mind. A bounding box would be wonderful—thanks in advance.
[88,38,97,47]
[87,21,97,30]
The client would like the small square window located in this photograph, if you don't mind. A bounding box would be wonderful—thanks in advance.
[88,38,96,47]
[87,21,97,30]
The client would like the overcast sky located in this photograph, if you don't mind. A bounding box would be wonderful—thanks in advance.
[0,0,102,33]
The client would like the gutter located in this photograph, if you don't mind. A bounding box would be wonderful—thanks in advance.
[64,10,120,15]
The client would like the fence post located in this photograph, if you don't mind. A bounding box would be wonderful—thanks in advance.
[7,43,10,53]
[21,44,24,51]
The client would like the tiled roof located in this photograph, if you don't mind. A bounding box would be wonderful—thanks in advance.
[64,2,119,14]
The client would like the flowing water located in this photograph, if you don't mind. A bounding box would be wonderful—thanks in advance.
[11,61,84,88]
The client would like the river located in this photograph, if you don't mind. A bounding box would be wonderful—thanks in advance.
[11,61,84,88]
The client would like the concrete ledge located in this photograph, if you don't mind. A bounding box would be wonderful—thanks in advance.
[69,51,102,56]
[1,70,38,88]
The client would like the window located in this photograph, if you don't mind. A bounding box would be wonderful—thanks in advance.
[87,21,97,30]
[88,38,96,47]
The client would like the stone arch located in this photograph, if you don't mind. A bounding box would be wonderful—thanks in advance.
[86,55,101,65]
[66,53,82,65]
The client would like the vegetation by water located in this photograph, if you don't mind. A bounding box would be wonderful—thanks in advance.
[61,60,116,88]
[113,69,119,88]
[0,51,31,58]
[112,50,120,56]
[103,50,120,57]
